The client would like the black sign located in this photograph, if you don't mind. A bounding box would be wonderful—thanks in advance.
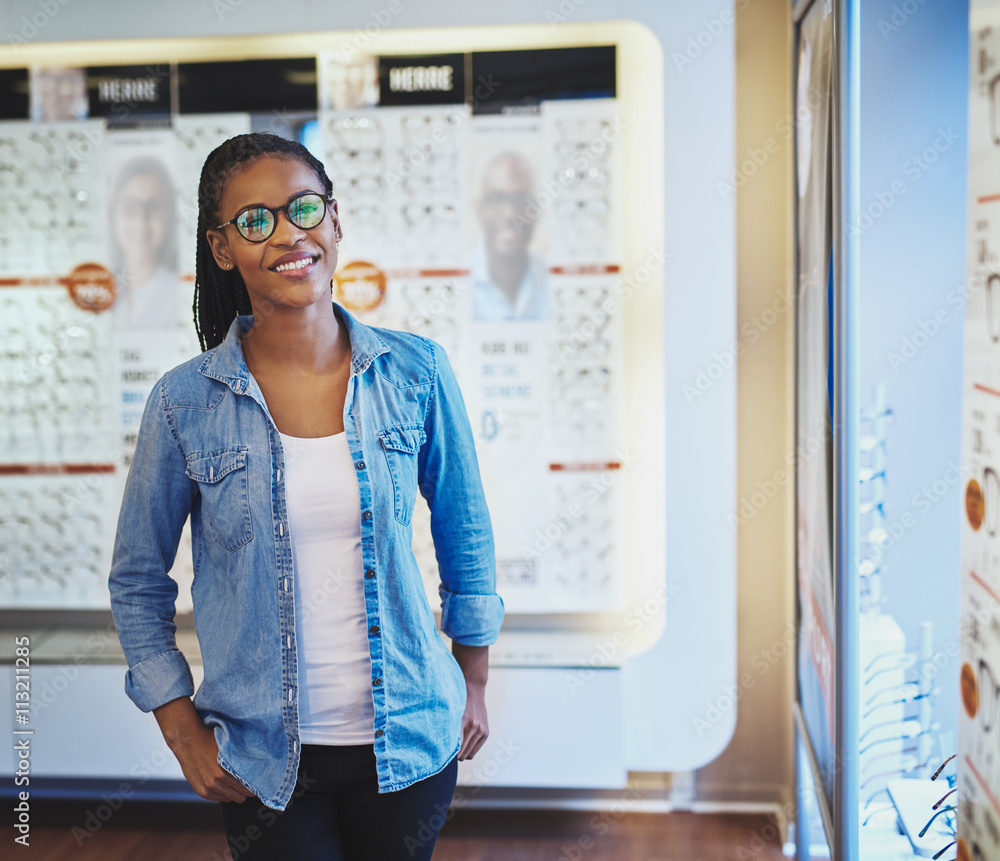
[86,64,173,124]
[0,69,29,120]
[178,58,317,115]
[470,46,616,115]
[378,54,465,107]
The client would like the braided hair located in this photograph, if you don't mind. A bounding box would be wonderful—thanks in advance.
[192,132,335,351]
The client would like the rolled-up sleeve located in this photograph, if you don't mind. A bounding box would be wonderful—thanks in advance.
[109,377,198,712]
[418,342,504,646]
[124,650,195,712]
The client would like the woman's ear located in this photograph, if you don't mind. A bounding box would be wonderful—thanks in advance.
[205,229,234,271]
[330,199,343,242]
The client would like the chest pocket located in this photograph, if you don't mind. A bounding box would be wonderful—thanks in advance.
[378,425,426,526]
[184,448,253,551]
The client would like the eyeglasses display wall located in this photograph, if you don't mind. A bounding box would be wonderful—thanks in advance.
[959,14,1000,861]
[0,38,658,626]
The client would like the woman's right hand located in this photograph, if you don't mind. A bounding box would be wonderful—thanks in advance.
[152,697,256,803]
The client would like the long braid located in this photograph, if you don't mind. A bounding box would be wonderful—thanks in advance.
[192,133,334,352]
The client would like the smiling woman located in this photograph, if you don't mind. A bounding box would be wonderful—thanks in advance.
[108,132,504,861]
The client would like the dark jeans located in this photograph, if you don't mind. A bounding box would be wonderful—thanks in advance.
[218,744,458,861]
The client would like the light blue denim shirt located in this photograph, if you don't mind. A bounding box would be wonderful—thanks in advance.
[109,303,503,810]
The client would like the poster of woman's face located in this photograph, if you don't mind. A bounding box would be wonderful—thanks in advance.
[106,132,180,329]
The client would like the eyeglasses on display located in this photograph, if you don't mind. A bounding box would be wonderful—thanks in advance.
[978,658,1000,744]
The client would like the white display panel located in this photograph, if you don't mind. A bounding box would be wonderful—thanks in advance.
[0,50,645,623]
[322,99,628,615]
[0,120,108,276]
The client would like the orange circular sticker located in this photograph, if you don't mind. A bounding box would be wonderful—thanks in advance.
[967,478,984,531]
[333,260,386,312]
[64,262,116,313]
[961,661,978,719]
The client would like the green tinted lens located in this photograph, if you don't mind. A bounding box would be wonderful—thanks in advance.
[236,207,274,241]
[288,194,326,229]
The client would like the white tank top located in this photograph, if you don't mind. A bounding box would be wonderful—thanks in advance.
[279,431,375,744]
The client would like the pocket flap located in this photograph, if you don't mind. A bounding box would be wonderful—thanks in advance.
[378,426,426,455]
[184,448,248,483]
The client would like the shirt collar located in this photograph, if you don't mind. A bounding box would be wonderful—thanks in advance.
[197,301,389,393]
[471,242,539,318]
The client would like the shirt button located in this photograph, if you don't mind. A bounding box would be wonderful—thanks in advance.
[365,569,376,579]
[373,678,382,687]
[375,729,384,737]
[363,511,372,520]
[369,625,380,634]
[356,460,366,470]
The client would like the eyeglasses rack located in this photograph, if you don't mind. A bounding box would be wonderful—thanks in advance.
[859,383,891,619]
[857,385,948,856]
[885,754,958,859]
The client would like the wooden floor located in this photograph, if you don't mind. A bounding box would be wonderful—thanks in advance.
[14,801,789,860]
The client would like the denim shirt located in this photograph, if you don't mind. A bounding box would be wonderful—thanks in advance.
[109,304,504,810]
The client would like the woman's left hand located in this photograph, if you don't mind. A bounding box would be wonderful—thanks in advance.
[458,682,489,760]
[452,643,490,760]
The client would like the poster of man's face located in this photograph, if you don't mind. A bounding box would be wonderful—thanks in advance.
[319,55,379,111]
[472,149,549,322]
[30,67,88,121]
[478,153,536,264]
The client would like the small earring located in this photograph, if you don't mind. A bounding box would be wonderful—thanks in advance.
[221,262,231,269]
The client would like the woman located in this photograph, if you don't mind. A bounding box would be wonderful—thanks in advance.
[108,155,179,328]
[109,132,503,860]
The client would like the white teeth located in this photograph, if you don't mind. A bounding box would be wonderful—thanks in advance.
[274,256,315,272]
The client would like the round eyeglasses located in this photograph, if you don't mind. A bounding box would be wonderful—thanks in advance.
[214,191,334,243]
